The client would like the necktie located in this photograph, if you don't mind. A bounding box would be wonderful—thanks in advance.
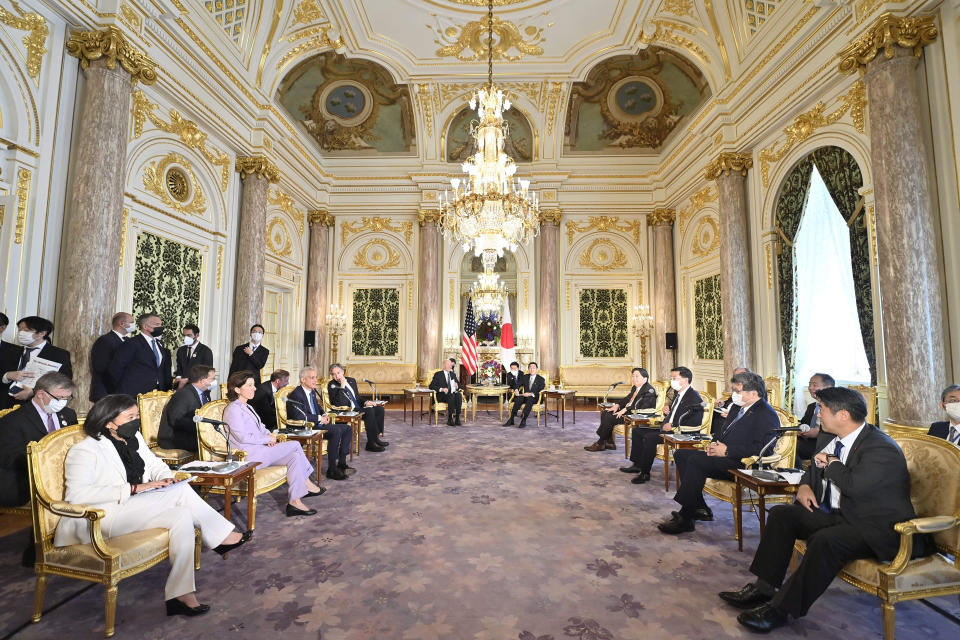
[19,347,37,370]
[151,338,162,366]
[820,440,844,512]
[46,411,57,433]
[344,384,358,408]
[307,390,316,414]
[201,390,211,404]
[950,429,960,445]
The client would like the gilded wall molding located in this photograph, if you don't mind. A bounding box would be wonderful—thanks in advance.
[540,208,562,226]
[578,238,627,272]
[758,81,867,187]
[142,153,207,215]
[677,186,717,234]
[66,26,158,85]
[354,239,402,271]
[216,245,223,288]
[274,26,345,72]
[308,208,335,226]
[119,208,129,266]
[0,1,48,81]
[341,216,413,244]
[266,217,294,257]
[662,0,694,18]
[268,188,306,235]
[293,0,326,25]
[131,91,231,191]
[418,208,441,226]
[838,13,938,75]
[565,215,639,243]
[544,81,564,136]
[433,16,545,61]
[691,216,720,257]
[13,167,31,244]
[235,155,280,182]
[704,151,753,181]
[646,208,675,227]
[638,19,711,70]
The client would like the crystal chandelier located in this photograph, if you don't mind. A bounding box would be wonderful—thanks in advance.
[469,269,508,317]
[439,0,540,272]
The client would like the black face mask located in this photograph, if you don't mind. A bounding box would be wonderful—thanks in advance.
[151,326,164,337]
[116,418,141,441]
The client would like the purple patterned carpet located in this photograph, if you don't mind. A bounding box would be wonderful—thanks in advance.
[1,408,957,639]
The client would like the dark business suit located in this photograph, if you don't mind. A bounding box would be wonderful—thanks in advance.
[0,341,74,409]
[0,403,78,506]
[796,401,821,460]
[157,384,208,451]
[328,377,384,442]
[672,398,779,518]
[750,425,931,618]
[508,373,545,422]
[429,369,463,416]
[503,370,521,391]
[228,343,269,384]
[89,331,125,401]
[629,387,704,474]
[109,334,172,397]
[928,420,958,443]
[597,382,658,441]
[251,381,280,431]
[286,385,351,469]
[174,342,214,379]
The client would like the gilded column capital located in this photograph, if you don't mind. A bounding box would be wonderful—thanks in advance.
[236,155,280,183]
[418,208,441,226]
[66,26,158,85]
[838,13,938,75]
[307,208,335,226]
[647,208,676,227]
[705,152,753,181]
[539,208,562,225]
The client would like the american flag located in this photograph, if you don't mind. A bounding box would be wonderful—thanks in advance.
[462,299,479,376]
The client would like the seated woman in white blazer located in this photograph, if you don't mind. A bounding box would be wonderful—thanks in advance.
[55,394,251,617]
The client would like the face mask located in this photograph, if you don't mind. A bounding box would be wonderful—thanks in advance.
[670,379,682,391]
[946,402,960,422]
[116,418,141,440]
[151,326,164,338]
[124,323,136,334]
[183,336,195,347]
[44,397,68,414]
[250,332,263,343]
[17,330,36,346]
[731,391,746,407]
[208,379,218,390]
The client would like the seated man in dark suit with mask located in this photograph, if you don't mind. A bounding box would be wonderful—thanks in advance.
[503,361,522,391]
[504,361,545,428]
[251,369,290,432]
[158,365,217,452]
[327,363,388,452]
[929,384,960,445]
[797,373,835,460]
[430,358,464,426]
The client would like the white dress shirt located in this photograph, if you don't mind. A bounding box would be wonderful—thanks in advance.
[668,385,689,423]
[948,422,960,446]
[820,422,866,509]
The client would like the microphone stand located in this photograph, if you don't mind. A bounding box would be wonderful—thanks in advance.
[601,382,622,409]
[211,423,234,463]
[364,379,378,403]
[752,435,782,482]
[285,399,311,431]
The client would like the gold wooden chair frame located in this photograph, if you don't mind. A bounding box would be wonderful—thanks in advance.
[764,376,783,409]
[426,368,467,426]
[612,380,669,456]
[274,383,329,458]
[136,390,196,467]
[320,379,363,456]
[26,425,201,638]
[849,384,878,425]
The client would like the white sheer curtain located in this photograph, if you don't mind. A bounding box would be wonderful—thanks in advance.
[792,165,871,413]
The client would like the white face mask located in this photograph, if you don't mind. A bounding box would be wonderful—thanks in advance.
[731,391,746,407]
[250,333,263,343]
[946,402,960,422]
[670,379,682,391]
[44,397,68,414]
[183,336,195,347]
[17,330,37,346]
[124,323,136,334]
[207,378,218,390]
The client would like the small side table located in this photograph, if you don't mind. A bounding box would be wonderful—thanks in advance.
[282,429,327,481]
[403,388,432,425]
[177,461,260,533]
[543,389,577,427]
[466,384,510,422]
[621,415,656,460]
[730,469,798,551]
[660,434,707,491]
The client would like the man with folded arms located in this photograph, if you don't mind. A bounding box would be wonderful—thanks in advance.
[719,386,931,633]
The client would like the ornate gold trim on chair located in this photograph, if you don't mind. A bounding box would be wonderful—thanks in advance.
[426,368,466,426]
[849,384,877,425]
[136,390,196,466]
[274,384,328,457]
[764,376,783,409]
[651,389,716,465]
[529,371,550,427]
[320,378,363,455]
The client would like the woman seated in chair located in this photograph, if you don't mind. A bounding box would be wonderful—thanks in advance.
[222,371,325,517]
[585,367,658,451]
[55,394,251,618]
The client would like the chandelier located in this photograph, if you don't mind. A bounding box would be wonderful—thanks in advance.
[469,269,507,316]
[439,0,540,272]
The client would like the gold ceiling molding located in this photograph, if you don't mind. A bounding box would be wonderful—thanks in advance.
[639,20,710,69]
[307,208,335,226]
[418,208,442,226]
[236,155,280,182]
[293,0,325,25]
[703,0,731,81]
[691,215,719,257]
[646,208,675,227]
[677,185,718,234]
[131,91,231,191]
[416,84,436,138]
[758,81,867,187]
[438,80,544,109]
[119,5,142,32]
[662,0,694,18]
[704,151,753,181]
[143,153,207,215]
[13,167,30,244]
[565,216,640,244]
[434,16,545,61]
[66,26,157,85]
[354,239,401,272]
[578,238,627,272]
[274,25,344,72]
[838,13,937,75]
[539,208,562,226]
[268,188,306,235]
[266,217,294,257]
[0,1,48,81]
[341,216,414,244]
[447,0,527,5]
[544,81,563,136]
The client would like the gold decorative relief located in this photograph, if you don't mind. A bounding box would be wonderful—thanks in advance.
[216,245,223,288]
[545,81,564,136]
[677,186,717,234]
[143,153,207,214]
[342,216,413,244]
[120,4,142,31]
[416,84,435,138]
[704,151,753,181]
[838,13,937,75]
[293,0,326,25]
[0,1,48,80]
[354,239,401,272]
[540,208,562,226]
[566,216,640,244]
[308,208,335,226]
[578,238,627,272]
[639,20,711,68]
[132,91,231,191]
[119,208,129,266]
[663,0,694,18]
[274,26,345,71]
[14,167,31,244]
[418,208,442,226]
[235,155,280,182]
[268,188,306,235]
[434,16,546,61]
[646,208,675,227]
[266,217,293,257]
[758,81,866,187]
[66,26,157,85]
[691,216,719,257]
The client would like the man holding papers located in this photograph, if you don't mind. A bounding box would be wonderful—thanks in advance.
[0,315,73,409]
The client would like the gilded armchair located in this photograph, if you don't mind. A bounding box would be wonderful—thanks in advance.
[320,379,363,456]
[425,368,467,426]
[136,390,196,466]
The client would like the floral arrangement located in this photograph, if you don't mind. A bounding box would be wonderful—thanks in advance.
[476,315,501,344]
[478,360,502,385]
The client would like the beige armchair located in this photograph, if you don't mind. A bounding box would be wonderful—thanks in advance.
[26,425,201,638]
[610,380,669,457]
[136,390,196,467]
[850,384,878,425]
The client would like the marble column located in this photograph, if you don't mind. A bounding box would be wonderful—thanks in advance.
[417,209,441,382]
[839,14,945,427]
[705,152,756,383]
[647,209,677,380]
[233,156,279,347]
[537,209,561,381]
[305,208,334,371]
[57,28,157,410]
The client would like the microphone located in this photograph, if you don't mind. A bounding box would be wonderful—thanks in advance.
[611,381,625,388]
[673,401,710,432]
[193,415,228,426]
[771,424,812,433]
[602,381,626,406]
[362,378,378,402]
[193,416,234,462]
[285,398,310,423]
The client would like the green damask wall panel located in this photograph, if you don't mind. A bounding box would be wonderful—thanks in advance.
[132,232,201,353]
[351,288,400,356]
[579,289,628,358]
[694,274,723,360]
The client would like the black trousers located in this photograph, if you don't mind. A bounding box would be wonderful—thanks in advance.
[672,449,739,517]
[596,411,623,440]
[628,427,664,472]
[437,392,462,415]
[360,405,385,440]
[510,395,536,420]
[322,422,353,467]
[749,504,873,618]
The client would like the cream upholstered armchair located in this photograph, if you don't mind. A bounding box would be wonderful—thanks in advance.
[136,390,196,467]
[611,380,669,457]
[26,425,201,638]
[320,379,363,455]
[426,368,467,426]
[274,384,328,455]
[793,430,960,640]
[648,390,716,463]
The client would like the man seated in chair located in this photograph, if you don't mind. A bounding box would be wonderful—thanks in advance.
[430,358,463,426]
[251,369,289,432]
[328,363,388,452]
[658,371,779,534]
[158,365,217,452]
[504,361,545,428]
[710,367,750,435]
[586,367,657,452]
[286,367,353,481]
[718,386,933,633]
[929,383,960,445]
[797,373,835,461]
[503,361,522,391]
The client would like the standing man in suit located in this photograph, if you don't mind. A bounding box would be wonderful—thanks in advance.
[328,363,388,451]
[251,369,290,432]
[286,367,353,480]
[0,316,73,409]
[658,371,779,534]
[504,361,545,428]
[587,367,658,451]
[720,386,932,632]
[503,361,522,390]
[109,312,172,396]
[797,373,835,460]
[0,312,8,336]
[929,383,960,444]
[89,312,135,402]
[229,324,269,384]
[430,357,464,426]
[158,365,217,452]
[173,324,214,389]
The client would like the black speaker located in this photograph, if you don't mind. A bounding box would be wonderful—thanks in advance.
[665,332,678,350]
[303,330,316,348]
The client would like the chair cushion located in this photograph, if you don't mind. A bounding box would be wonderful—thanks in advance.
[152,447,196,463]
[704,478,737,500]
[254,465,288,492]
[45,528,170,573]
[796,541,960,592]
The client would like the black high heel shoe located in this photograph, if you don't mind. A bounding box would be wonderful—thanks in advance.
[165,598,211,617]
[213,530,252,556]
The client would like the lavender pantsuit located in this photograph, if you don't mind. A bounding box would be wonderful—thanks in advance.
[223,400,314,502]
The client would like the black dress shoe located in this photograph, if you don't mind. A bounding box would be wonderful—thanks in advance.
[693,507,714,521]
[503,419,515,426]
[377,440,390,447]
[305,487,327,498]
[285,504,317,517]
[454,417,462,426]
[631,472,651,484]
[658,516,695,534]
[365,443,385,452]
[518,421,527,428]
[166,598,211,617]
[338,463,356,476]
[327,467,348,480]
[737,604,788,633]
[719,583,773,609]
[447,418,455,426]
[619,465,642,473]
[213,530,252,556]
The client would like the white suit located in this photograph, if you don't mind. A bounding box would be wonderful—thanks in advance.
[55,432,235,599]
